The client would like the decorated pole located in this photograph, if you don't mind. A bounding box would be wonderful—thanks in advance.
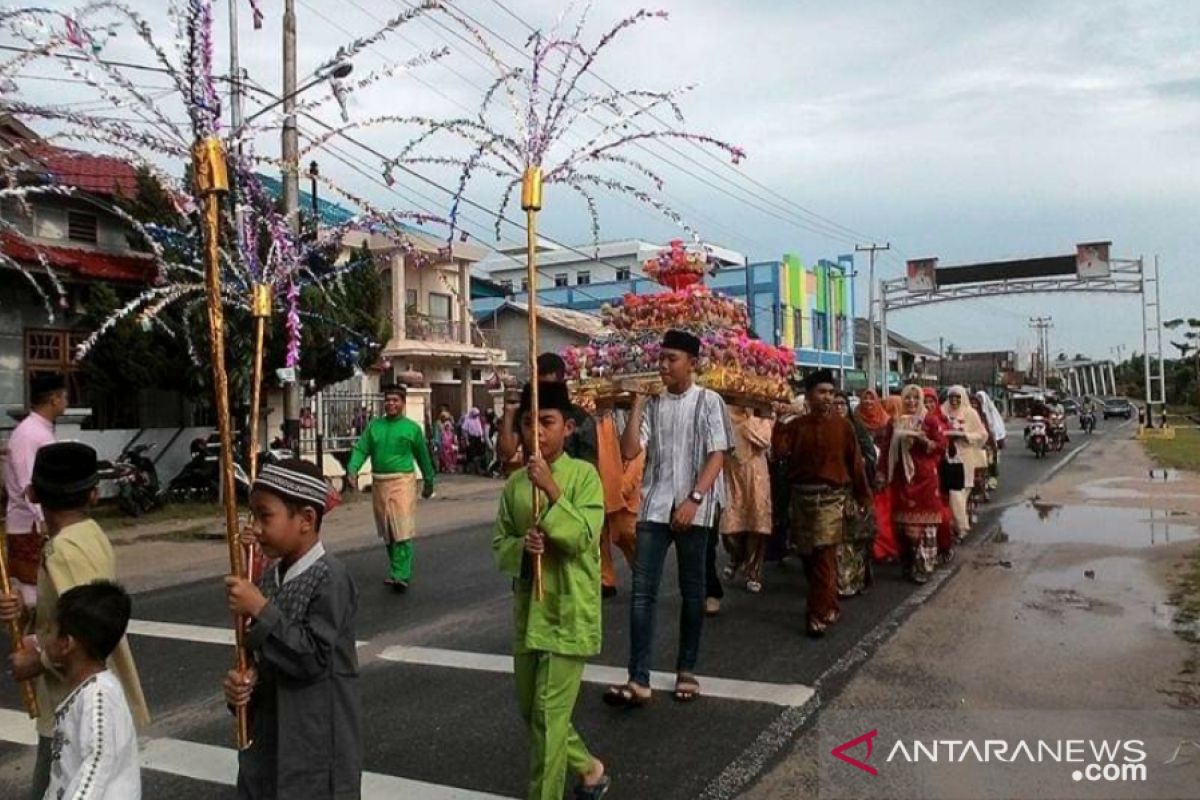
[244,283,272,594]
[0,548,37,717]
[522,166,544,603]
[192,136,252,750]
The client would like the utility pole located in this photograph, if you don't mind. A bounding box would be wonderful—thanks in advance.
[281,0,301,450]
[938,336,945,385]
[1029,316,1053,392]
[856,242,890,392]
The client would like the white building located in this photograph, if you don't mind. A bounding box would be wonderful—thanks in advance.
[477,238,746,293]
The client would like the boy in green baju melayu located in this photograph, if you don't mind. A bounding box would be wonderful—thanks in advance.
[493,381,612,800]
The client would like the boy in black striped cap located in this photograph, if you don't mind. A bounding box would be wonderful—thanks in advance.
[223,459,362,799]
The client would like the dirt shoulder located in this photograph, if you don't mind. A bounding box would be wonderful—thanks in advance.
[744,432,1200,799]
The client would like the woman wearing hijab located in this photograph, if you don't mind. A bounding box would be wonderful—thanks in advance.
[941,386,989,533]
[859,391,898,563]
[891,385,947,583]
[976,390,1006,492]
[461,408,485,474]
[968,393,994,504]
[832,391,878,597]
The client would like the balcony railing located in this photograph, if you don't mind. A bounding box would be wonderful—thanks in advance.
[404,316,491,347]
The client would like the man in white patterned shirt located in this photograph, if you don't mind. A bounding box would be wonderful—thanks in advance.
[604,329,731,707]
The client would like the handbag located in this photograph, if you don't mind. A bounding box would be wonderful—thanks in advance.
[939,459,966,492]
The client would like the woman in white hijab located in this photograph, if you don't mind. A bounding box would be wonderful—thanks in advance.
[941,386,989,533]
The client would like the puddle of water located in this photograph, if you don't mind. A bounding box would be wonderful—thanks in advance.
[997,503,1199,547]
[1077,476,1199,502]
[1028,556,1200,639]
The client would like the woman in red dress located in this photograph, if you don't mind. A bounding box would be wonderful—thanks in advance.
[858,390,898,563]
[890,385,947,583]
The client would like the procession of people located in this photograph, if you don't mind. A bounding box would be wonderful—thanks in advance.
[0,339,1008,800]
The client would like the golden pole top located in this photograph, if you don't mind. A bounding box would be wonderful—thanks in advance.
[192,137,230,196]
[521,166,543,212]
[251,283,273,318]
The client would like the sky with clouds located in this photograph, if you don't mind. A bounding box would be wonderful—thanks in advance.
[6,0,1198,362]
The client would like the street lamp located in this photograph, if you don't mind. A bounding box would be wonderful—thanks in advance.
[235,61,353,133]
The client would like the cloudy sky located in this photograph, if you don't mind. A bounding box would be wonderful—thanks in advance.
[6,0,1199,361]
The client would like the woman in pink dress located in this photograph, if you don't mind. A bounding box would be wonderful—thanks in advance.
[438,420,459,473]
[889,385,947,583]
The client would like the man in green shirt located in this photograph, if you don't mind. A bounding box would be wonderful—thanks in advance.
[493,380,610,800]
[347,384,435,591]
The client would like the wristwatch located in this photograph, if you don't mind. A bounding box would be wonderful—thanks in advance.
[688,490,704,504]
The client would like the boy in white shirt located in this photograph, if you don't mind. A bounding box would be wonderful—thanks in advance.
[42,580,140,800]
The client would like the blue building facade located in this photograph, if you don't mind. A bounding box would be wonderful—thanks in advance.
[473,253,856,375]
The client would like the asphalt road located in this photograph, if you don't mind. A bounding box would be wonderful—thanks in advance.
[0,418,1124,799]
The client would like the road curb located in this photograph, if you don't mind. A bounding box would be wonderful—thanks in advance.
[698,518,997,800]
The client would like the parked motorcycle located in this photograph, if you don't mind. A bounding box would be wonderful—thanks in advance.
[1026,417,1049,459]
[98,442,161,517]
[167,435,253,503]
[1080,409,1097,434]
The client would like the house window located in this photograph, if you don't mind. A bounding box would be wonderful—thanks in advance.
[471,369,482,381]
[554,273,569,288]
[812,311,827,350]
[66,211,98,244]
[428,292,452,320]
[520,279,529,293]
[576,271,591,286]
[793,310,803,348]
[406,289,418,310]
[616,267,631,282]
[25,328,87,406]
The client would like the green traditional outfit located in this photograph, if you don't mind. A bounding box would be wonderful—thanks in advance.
[347,415,435,583]
[492,453,604,800]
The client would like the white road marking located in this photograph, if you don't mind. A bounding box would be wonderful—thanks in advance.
[0,709,514,800]
[123,621,813,707]
[377,645,816,707]
[126,619,367,648]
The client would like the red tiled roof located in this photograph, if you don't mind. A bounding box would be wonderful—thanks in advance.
[1,230,156,283]
[20,144,140,199]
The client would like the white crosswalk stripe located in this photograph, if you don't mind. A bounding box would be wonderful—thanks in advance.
[0,709,514,800]
[378,645,816,707]
[124,617,815,707]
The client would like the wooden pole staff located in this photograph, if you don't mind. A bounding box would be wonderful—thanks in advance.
[521,166,544,602]
[192,137,251,750]
[244,284,271,581]
[0,543,37,717]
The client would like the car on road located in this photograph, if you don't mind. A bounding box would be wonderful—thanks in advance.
[1061,398,1079,416]
[1102,397,1135,420]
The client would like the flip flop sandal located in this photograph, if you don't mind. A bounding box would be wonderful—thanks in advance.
[575,775,611,799]
[745,580,762,594]
[673,675,701,703]
[602,683,651,709]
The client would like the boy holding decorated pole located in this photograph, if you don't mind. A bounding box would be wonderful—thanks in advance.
[493,381,611,800]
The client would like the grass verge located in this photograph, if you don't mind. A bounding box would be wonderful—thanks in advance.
[1143,426,1200,472]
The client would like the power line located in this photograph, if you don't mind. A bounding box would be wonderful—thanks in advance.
[313,0,771,254]
[464,0,888,248]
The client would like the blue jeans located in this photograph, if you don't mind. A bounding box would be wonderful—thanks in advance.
[628,521,710,687]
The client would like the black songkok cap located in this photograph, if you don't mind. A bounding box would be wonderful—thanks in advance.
[803,368,836,392]
[662,329,701,358]
[32,442,98,495]
[536,352,567,377]
[519,381,575,416]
